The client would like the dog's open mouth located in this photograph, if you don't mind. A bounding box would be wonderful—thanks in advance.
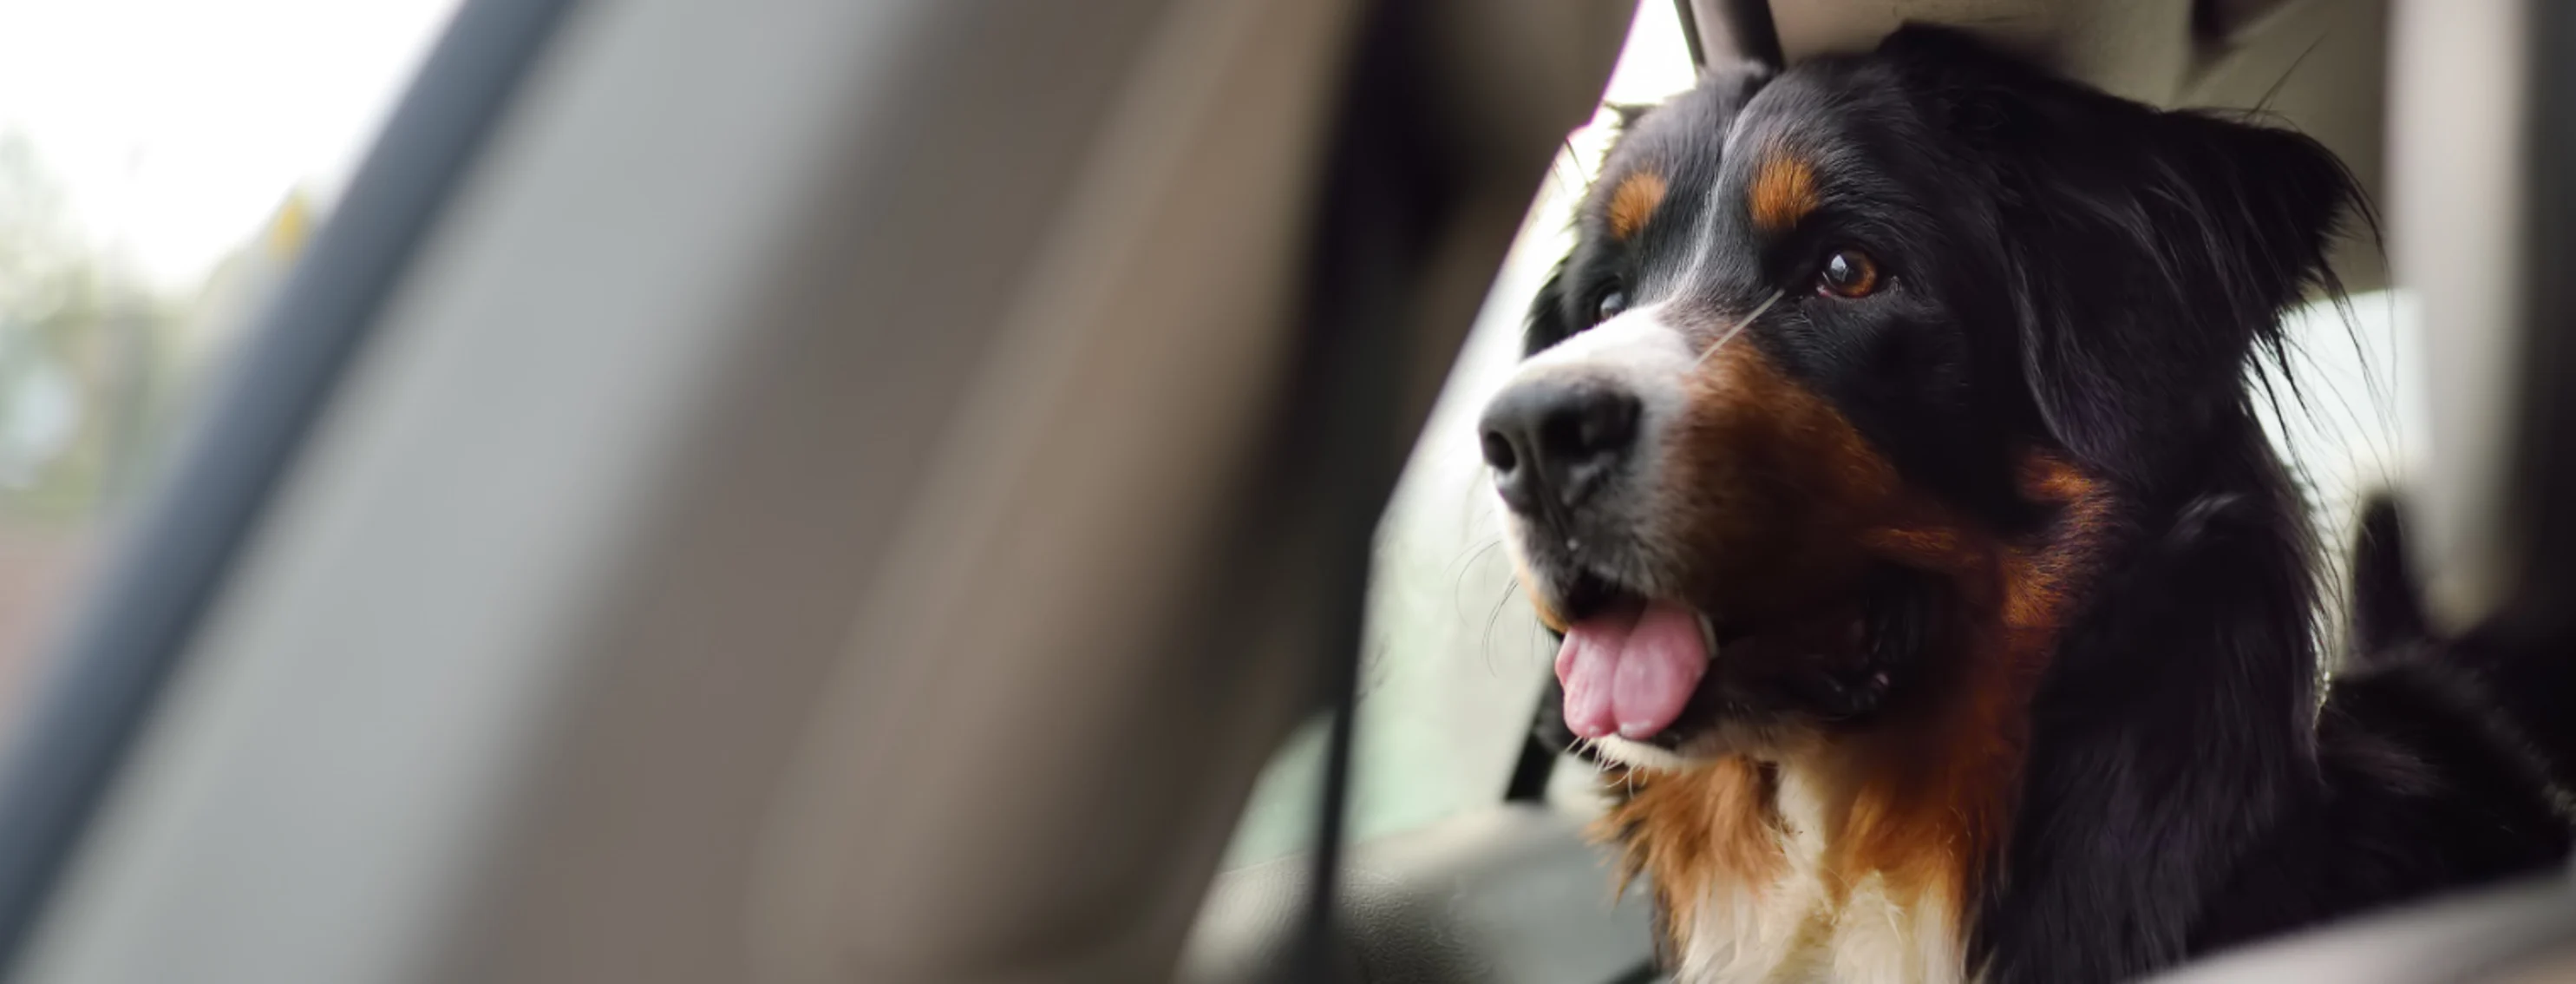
[1548,567,1771,748]
[1553,592,1718,743]
[1549,567,1925,754]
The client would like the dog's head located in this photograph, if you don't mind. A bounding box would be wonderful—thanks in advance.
[1489,27,2358,770]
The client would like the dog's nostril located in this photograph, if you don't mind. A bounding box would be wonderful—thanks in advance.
[1478,379,1642,516]
[1480,418,1543,516]
[1480,430,1520,474]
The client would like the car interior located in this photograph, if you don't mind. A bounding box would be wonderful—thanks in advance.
[0,0,2565,981]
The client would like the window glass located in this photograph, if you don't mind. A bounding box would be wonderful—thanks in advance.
[0,0,461,724]
[1221,0,1700,869]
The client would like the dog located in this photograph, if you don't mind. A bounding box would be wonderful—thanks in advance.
[1483,27,2573,984]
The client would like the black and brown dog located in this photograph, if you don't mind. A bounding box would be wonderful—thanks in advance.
[1484,26,2573,984]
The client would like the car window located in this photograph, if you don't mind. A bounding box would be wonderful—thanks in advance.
[0,0,461,731]
[1220,1,1700,869]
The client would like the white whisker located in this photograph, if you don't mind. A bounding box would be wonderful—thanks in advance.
[1693,287,1788,371]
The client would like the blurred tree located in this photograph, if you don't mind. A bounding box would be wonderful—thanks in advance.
[0,131,185,524]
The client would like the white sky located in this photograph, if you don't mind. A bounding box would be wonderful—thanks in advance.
[0,0,461,289]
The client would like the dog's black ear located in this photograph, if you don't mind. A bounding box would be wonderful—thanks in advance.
[2348,492,2431,656]
[2012,110,2357,484]
[1884,26,2362,485]
[1524,262,1576,356]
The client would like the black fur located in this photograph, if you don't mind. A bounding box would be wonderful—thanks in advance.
[1523,26,2574,981]
[2348,495,2430,658]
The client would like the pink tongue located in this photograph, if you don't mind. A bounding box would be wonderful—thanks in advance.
[1556,600,1710,741]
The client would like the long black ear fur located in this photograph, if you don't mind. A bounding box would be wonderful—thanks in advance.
[1880,26,2363,489]
[2348,493,2432,657]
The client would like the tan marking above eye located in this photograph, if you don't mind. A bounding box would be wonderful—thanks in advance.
[1749,151,1820,233]
[1608,170,1668,240]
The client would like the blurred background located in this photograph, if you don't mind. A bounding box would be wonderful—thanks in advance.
[0,0,458,712]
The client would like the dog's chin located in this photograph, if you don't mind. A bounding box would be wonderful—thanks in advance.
[1591,718,1822,773]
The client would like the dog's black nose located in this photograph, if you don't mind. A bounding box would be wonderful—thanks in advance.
[1479,379,1639,516]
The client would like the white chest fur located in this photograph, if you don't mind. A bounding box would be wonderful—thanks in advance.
[1669,769,1970,984]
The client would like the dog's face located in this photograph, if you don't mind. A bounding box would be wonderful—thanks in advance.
[1488,29,2356,769]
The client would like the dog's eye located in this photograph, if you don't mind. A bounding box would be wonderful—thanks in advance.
[1816,249,1881,298]
[1594,288,1631,323]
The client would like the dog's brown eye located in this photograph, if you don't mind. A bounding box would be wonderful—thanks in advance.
[1595,288,1630,323]
[1816,249,1880,298]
